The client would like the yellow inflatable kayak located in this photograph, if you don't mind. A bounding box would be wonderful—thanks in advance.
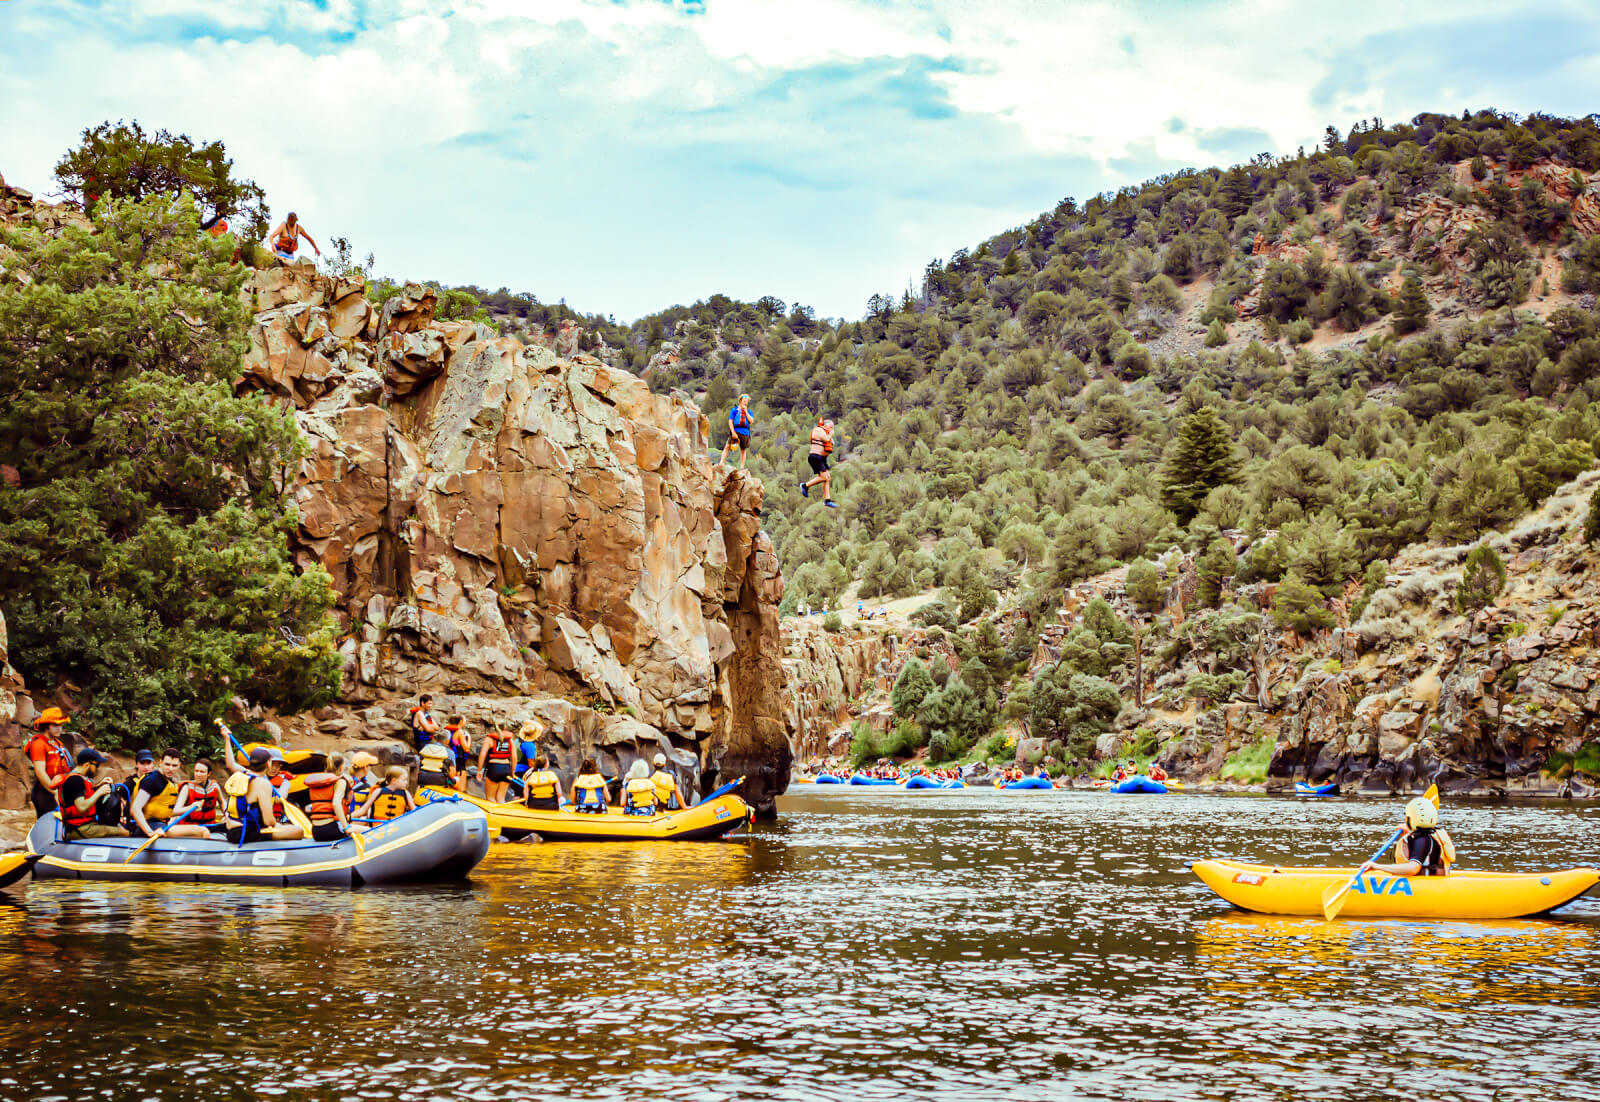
[0,852,40,890]
[419,786,753,842]
[1193,859,1600,919]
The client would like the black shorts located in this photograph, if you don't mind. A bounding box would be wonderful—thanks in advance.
[808,453,829,475]
[523,795,560,810]
[30,782,58,820]
[486,762,513,782]
[311,821,347,843]
[226,825,266,845]
[733,430,751,450]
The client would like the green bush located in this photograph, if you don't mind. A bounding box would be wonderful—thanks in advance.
[1457,543,1507,614]
[1220,737,1276,783]
[823,611,843,632]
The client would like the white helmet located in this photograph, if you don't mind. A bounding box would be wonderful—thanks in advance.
[1405,796,1438,829]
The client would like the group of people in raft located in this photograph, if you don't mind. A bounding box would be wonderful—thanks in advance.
[22,693,691,847]
[406,694,687,816]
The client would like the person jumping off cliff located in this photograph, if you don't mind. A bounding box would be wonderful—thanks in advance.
[720,394,754,469]
[800,418,838,507]
[268,212,320,265]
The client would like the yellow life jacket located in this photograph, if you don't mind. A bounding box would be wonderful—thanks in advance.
[573,773,607,810]
[367,787,410,821]
[651,770,678,809]
[624,777,658,813]
[522,769,558,800]
[142,776,179,822]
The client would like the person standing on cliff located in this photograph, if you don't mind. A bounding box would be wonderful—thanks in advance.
[720,394,754,468]
[800,418,838,508]
[267,212,320,265]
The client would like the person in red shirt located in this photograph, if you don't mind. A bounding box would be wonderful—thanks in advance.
[25,708,74,819]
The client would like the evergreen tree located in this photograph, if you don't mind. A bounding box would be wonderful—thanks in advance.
[1194,537,1237,609]
[1218,168,1255,220]
[1204,318,1229,347]
[54,120,269,240]
[890,657,936,720]
[0,196,339,751]
[1456,544,1507,613]
[1125,558,1163,614]
[1160,408,1241,524]
[1392,274,1431,334]
[1270,570,1334,634]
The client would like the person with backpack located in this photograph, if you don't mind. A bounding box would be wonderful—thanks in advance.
[58,749,127,839]
[720,394,754,468]
[266,211,320,265]
[800,418,838,507]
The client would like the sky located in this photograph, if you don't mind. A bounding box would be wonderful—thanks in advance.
[2,0,1598,321]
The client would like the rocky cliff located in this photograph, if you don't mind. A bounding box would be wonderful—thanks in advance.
[237,267,790,810]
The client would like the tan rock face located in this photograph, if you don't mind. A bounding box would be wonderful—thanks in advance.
[238,271,790,812]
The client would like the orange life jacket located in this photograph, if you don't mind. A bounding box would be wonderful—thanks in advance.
[809,423,834,456]
[25,732,72,789]
[303,774,347,825]
[485,731,514,765]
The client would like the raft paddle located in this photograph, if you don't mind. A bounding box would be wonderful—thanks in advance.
[214,719,318,841]
[1321,784,1442,920]
[694,777,744,806]
[123,805,198,864]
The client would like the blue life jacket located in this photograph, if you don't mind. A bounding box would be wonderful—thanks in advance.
[729,406,752,432]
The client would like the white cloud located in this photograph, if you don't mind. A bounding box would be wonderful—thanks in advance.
[0,0,1593,318]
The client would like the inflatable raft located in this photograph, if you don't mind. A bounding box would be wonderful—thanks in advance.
[1111,776,1168,794]
[1295,781,1340,796]
[0,852,40,890]
[1001,777,1054,790]
[849,775,900,786]
[814,774,845,785]
[1191,859,1600,919]
[902,775,942,789]
[424,786,753,842]
[22,799,490,888]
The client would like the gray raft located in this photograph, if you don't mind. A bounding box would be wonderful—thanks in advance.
[25,798,490,888]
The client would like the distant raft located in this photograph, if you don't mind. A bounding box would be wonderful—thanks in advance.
[814,774,846,785]
[22,799,490,888]
[1000,777,1054,790]
[1111,776,1169,794]
[1294,781,1340,796]
[849,775,900,786]
[423,786,753,843]
[1191,859,1600,920]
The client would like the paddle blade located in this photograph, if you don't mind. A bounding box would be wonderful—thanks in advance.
[1425,783,1439,807]
[1321,878,1353,921]
[349,828,366,857]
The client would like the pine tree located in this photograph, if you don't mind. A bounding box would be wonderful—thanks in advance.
[1160,408,1241,524]
[1218,167,1255,221]
[1125,558,1163,613]
[1457,544,1507,613]
[1392,273,1431,334]
[0,196,339,751]
[1194,538,1237,609]
[1204,318,1229,347]
[891,657,936,720]
[1271,569,1334,634]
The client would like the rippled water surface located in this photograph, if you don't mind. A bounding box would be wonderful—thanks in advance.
[3,789,1600,1101]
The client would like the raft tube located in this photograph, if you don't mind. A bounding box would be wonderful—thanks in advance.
[424,787,752,843]
[901,776,944,789]
[941,779,967,790]
[849,775,900,786]
[1002,777,1054,790]
[814,774,846,785]
[1294,781,1340,796]
[23,799,489,888]
[1191,859,1600,920]
[0,852,40,890]
[1111,776,1168,794]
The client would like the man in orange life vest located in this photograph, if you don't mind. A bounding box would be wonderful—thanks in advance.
[800,417,839,508]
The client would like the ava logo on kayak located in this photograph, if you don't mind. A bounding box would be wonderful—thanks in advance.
[1350,874,1413,896]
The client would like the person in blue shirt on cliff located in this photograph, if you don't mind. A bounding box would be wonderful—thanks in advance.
[719,393,753,468]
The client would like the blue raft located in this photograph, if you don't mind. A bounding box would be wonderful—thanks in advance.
[1294,781,1340,796]
[1111,776,1168,794]
[814,774,845,785]
[849,775,899,786]
[1003,777,1054,790]
[902,775,943,789]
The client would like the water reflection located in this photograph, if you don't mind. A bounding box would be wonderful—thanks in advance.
[0,789,1596,1101]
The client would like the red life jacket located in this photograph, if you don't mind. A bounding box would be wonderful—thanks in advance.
[177,780,221,825]
[486,731,514,765]
[302,774,346,825]
[59,775,99,828]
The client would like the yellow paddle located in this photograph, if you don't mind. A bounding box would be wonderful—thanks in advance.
[122,805,198,864]
[1322,784,1439,920]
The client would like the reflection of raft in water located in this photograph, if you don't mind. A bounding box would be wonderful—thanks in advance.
[1192,859,1600,919]
[423,785,753,843]
[22,800,490,888]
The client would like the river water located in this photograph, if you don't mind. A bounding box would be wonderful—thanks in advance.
[2,788,1598,1101]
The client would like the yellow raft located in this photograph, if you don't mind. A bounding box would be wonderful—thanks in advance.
[419,786,753,843]
[1193,859,1600,920]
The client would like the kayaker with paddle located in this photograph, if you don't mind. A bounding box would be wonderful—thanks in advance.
[224,748,304,844]
[1361,797,1455,878]
[131,748,211,839]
